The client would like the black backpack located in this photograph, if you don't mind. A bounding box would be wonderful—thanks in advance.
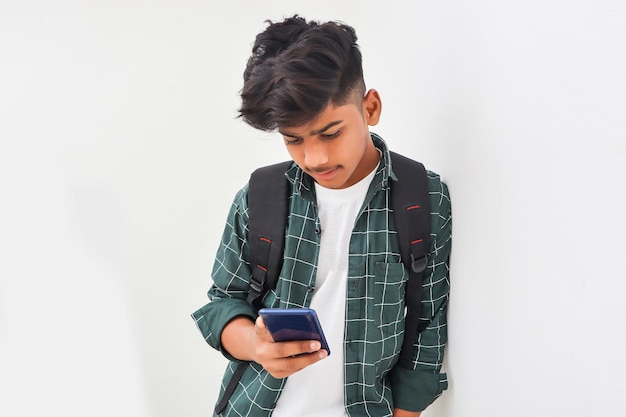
[216,151,430,415]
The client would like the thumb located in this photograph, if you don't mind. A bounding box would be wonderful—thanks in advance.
[255,316,274,342]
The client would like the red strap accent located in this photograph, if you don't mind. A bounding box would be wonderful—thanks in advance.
[260,237,272,243]
[406,205,421,211]
[256,264,268,272]
[411,239,423,245]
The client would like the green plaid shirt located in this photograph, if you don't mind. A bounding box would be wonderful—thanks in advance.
[192,134,451,416]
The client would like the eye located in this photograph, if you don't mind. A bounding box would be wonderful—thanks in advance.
[283,137,302,145]
[321,130,341,139]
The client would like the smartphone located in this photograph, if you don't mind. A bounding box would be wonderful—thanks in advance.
[258,308,331,356]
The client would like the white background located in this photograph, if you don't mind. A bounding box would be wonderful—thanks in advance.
[1,1,625,416]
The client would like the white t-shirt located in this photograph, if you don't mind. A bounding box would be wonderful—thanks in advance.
[272,165,378,417]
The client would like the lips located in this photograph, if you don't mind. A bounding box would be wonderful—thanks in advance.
[310,167,339,181]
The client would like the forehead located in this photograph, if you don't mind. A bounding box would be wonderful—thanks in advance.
[281,101,362,135]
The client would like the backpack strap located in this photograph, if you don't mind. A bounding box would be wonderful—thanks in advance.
[389,151,431,369]
[246,160,293,310]
[214,361,247,414]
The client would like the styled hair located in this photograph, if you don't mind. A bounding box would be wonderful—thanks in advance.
[239,15,366,131]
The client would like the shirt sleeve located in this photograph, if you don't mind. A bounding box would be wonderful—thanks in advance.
[390,175,452,411]
[191,186,257,362]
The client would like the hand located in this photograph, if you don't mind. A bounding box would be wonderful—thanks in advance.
[221,315,328,379]
[251,316,328,379]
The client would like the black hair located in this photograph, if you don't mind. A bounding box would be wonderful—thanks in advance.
[238,15,366,131]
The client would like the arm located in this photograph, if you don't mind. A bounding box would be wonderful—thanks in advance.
[191,187,257,357]
[390,176,452,412]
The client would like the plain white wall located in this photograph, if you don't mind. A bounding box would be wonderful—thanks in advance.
[1,1,625,416]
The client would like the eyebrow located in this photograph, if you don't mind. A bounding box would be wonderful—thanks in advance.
[279,120,343,139]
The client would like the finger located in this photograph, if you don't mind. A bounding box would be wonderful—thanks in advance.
[273,340,322,359]
[267,349,328,379]
[284,349,328,368]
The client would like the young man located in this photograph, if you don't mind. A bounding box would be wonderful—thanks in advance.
[192,15,451,417]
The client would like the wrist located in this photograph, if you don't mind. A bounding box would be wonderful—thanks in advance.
[221,316,256,361]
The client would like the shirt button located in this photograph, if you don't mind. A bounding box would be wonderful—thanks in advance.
[314,227,321,235]
[306,285,315,292]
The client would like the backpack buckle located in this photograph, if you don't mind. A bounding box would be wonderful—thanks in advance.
[249,278,263,295]
[410,253,428,273]
[247,266,266,305]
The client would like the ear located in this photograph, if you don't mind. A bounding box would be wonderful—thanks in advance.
[363,89,382,126]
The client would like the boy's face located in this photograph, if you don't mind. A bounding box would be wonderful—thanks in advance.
[278,89,382,189]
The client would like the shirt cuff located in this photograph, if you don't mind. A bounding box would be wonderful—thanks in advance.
[389,367,448,411]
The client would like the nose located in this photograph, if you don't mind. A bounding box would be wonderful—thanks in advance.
[303,139,329,168]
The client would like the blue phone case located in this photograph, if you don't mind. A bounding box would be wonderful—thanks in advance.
[258,308,331,356]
